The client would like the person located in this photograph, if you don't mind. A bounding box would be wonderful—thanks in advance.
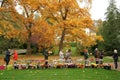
[13,50,18,61]
[83,49,89,66]
[99,50,104,64]
[94,48,100,64]
[4,49,12,66]
[65,49,72,63]
[42,48,50,68]
[13,61,19,69]
[59,50,64,60]
[43,48,49,60]
[112,49,119,69]
[13,50,18,69]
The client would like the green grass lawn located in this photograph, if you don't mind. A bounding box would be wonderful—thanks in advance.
[0,68,120,80]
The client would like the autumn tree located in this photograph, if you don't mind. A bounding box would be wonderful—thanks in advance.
[16,0,56,54]
[31,20,55,50]
[0,0,55,54]
[0,0,26,50]
[0,0,102,55]
[38,0,96,53]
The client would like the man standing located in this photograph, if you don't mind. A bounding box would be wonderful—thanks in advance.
[4,49,12,66]
[113,49,119,69]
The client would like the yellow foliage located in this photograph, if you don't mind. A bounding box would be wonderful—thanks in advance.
[0,0,95,50]
[95,35,104,42]
[37,0,94,48]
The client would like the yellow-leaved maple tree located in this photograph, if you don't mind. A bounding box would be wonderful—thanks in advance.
[0,0,25,42]
[38,0,95,53]
[31,20,55,50]
[14,0,55,54]
[0,0,55,54]
[0,0,103,55]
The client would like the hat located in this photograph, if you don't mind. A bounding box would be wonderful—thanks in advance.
[114,49,117,53]
[95,48,98,51]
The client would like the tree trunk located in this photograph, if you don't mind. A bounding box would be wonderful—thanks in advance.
[27,41,31,54]
[27,29,32,54]
[58,28,66,53]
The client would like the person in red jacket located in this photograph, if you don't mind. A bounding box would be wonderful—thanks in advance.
[13,50,18,61]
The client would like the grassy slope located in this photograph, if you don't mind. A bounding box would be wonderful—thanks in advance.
[0,68,120,80]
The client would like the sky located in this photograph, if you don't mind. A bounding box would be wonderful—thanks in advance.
[0,0,120,20]
[90,0,120,20]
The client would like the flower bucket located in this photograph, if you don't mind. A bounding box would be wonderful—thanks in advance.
[7,65,13,70]
[0,65,5,70]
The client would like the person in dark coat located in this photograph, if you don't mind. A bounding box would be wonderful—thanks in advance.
[94,48,100,64]
[83,49,89,67]
[99,50,104,64]
[42,48,50,68]
[43,49,49,60]
[113,49,119,69]
[4,49,11,66]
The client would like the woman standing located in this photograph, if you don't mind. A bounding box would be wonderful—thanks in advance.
[13,50,18,61]
[113,49,119,69]
[59,50,64,60]
[65,49,72,63]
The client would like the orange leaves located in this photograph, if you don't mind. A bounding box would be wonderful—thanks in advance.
[59,0,78,8]
[40,0,94,48]
[14,0,56,50]
[81,34,104,48]
[19,0,40,10]
[0,20,19,39]
[0,0,95,50]
[17,30,28,42]
[81,35,96,47]
[80,17,93,29]
[5,30,20,39]
[31,20,55,48]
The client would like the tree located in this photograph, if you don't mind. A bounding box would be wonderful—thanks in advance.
[0,0,55,54]
[92,19,104,50]
[100,0,120,53]
[39,0,95,53]
[0,0,101,55]
[17,0,56,54]
[0,0,26,50]
[31,20,55,50]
